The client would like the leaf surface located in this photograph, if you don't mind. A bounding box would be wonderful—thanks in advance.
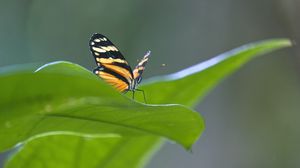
[0,62,204,152]
[3,39,291,168]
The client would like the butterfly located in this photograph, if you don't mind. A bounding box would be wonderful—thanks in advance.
[89,33,150,101]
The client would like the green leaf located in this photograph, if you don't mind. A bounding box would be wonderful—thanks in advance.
[140,39,292,106]
[4,39,291,168]
[0,62,204,152]
[5,136,162,168]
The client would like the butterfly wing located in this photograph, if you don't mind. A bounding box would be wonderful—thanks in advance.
[89,33,133,92]
[133,51,151,84]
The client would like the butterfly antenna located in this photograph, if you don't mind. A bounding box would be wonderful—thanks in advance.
[136,89,147,103]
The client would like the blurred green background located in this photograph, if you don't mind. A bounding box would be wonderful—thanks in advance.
[0,0,299,168]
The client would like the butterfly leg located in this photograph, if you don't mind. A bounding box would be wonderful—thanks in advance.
[132,90,135,100]
[136,89,147,104]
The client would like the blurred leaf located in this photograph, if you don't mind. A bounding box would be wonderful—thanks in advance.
[0,62,204,152]
[141,39,292,107]
[3,39,291,168]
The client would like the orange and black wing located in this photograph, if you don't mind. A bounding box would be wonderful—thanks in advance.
[133,51,151,84]
[89,33,133,92]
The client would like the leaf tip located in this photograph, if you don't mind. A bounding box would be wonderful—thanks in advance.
[271,38,293,48]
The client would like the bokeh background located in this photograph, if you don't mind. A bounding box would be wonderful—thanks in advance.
[0,0,299,168]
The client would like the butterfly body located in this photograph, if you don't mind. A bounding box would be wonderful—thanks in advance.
[89,33,150,94]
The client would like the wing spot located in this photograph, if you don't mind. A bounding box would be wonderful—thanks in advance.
[93,47,106,53]
[96,57,126,64]
[101,46,118,51]
[94,38,107,43]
